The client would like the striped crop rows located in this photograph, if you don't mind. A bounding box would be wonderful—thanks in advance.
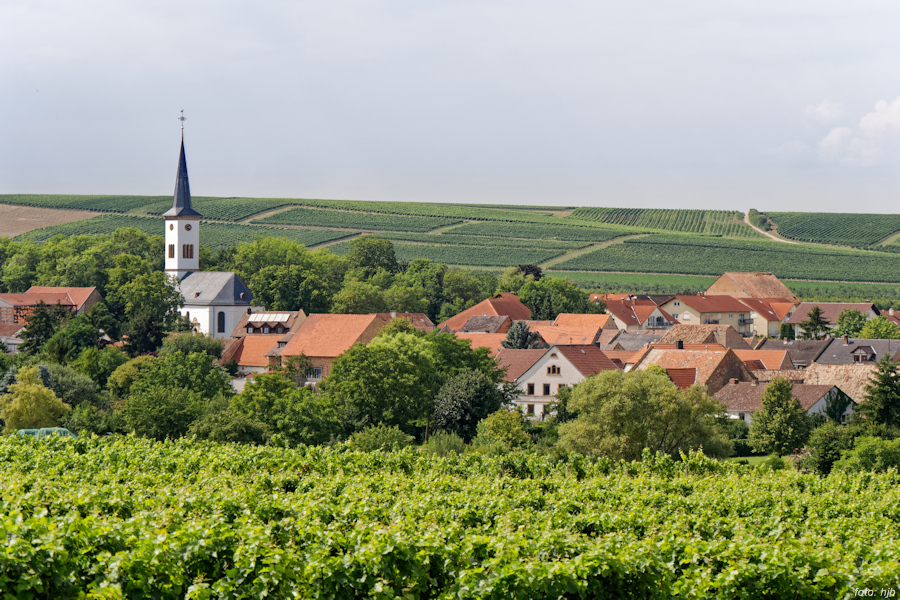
[570,207,761,238]
[767,212,900,247]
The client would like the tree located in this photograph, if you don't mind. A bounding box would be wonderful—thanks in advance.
[501,321,544,350]
[159,333,225,359]
[747,377,811,455]
[44,315,101,364]
[331,281,388,314]
[0,365,71,433]
[323,333,437,436]
[130,351,231,401]
[46,363,102,410]
[106,355,158,398]
[71,346,130,389]
[517,264,543,281]
[834,309,867,338]
[119,272,184,355]
[558,369,731,461]
[799,306,830,340]
[86,301,120,341]
[857,354,900,427]
[433,369,509,442]
[124,384,204,440]
[858,316,900,340]
[823,388,853,424]
[347,236,398,278]
[20,301,72,355]
[471,409,530,450]
[518,277,591,320]
[780,323,795,340]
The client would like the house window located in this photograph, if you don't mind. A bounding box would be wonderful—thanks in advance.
[683,314,690,320]
[739,413,745,421]
[729,314,733,319]
[674,301,680,307]
[527,383,535,396]
[311,367,323,379]
[547,365,560,375]
[182,244,194,259]
[263,326,270,333]
[168,244,175,259]
[276,327,283,334]
[247,327,253,334]
[558,384,567,393]
[526,404,535,415]
[217,312,225,333]
[543,383,551,396]
[277,342,286,348]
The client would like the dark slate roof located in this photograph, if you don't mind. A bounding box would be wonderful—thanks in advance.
[756,338,831,368]
[179,272,253,306]
[163,138,202,218]
[458,315,510,333]
[814,338,900,365]
[600,331,665,351]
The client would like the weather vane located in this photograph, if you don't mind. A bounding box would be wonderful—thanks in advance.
[178,110,186,130]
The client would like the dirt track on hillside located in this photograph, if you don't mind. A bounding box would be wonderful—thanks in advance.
[0,205,99,237]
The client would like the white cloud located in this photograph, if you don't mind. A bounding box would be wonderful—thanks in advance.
[805,100,843,120]
[816,97,900,167]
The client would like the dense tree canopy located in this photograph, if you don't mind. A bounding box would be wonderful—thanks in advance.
[747,377,810,455]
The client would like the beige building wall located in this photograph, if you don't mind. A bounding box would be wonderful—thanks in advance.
[513,351,587,419]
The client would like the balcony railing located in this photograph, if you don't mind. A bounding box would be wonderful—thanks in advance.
[702,319,719,325]
[739,317,753,325]
[647,321,677,329]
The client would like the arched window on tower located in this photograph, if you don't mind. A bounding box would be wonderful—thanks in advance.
[217,311,226,333]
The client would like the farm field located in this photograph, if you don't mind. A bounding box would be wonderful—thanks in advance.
[766,211,900,247]
[355,231,590,250]
[553,234,900,283]
[0,205,99,237]
[0,436,897,598]
[449,220,641,242]
[17,215,352,250]
[571,207,762,238]
[253,206,462,232]
[329,240,567,267]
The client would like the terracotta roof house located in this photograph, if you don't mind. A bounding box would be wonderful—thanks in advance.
[657,324,750,350]
[457,315,512,334]
[705,272,799,303]
[220,310,308,375]
[801,362,879,403]
[0,287,103,324]
[375,312,435,332]
[737,298,801,338]
[529,324,602,346]
[756,338,831,369]
[454,332,508,357]
[277,313,392,383]
[496,345,619,419]
[883,308,900,329]
[659,295,755,335]
[786,303,880,338]
[438,293,531,332]
[600,330,665,352]
[0,323,25,354]
[733,349,794,371]
[605,298,679,331]
[631,347,756,394]
[813,338,900,365]
[553,313,618,330]
[716,381,854,425]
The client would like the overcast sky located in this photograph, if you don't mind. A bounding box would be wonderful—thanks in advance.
[2,1,900,212]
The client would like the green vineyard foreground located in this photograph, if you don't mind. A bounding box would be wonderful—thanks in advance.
[0,436,897,598]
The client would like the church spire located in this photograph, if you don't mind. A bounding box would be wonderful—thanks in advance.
[163,115,202,218]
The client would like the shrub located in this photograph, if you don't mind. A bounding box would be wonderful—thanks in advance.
[758,454,786,472]
[801,422,856,475]
[349,424,414,452]
[471,409,530,451]
[834,436,900,473]
[427,431,466,456]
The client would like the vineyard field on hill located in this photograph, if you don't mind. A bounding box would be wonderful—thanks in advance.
[0,436,897,598]
[570,207,762,238]
[17,215,351,250]
[766,211,900,247]
[253,206,462,232]
[554,234,900,283]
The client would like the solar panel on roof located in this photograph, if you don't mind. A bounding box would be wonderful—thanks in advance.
[248,313,291,323]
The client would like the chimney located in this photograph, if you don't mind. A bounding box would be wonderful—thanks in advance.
[842,335,848,344]
[676,340,684,350]
[390,311,397,318]
[247,308,252,315]
[890,308,895,316]
[731,378,738,384]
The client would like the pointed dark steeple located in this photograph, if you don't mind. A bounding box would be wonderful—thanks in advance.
[163,136,202,217]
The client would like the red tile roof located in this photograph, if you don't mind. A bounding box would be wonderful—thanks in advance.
[673,295,751,314]
[279,313,388,358]
[530,324,601,345]
[0,323,25,337]
[665,368,697,389]
[786,303,877,325]
[454,332,508,357]
[232,336,279,367]
[737,298,799,322]
[25,286,98,310]
[708,273,798,302]
[554,345,620,376]
[733,349,792,370]
[438,293,531,332]
[553,313,614,329]
[716,381,837,412]
[495,349,546,381]
[0,292,75,307]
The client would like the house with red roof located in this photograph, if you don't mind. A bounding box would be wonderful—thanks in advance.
[630,346,756,394]
[705,272,799,303]
[736,298,800,338]
[604,297,679,331]
[220,310,307,375]
[716,380,854,425]
[438,293,531,332]
[0,286,102,325]
[786,302,880,339]
[496,345,619,419]
[659,295,756,335]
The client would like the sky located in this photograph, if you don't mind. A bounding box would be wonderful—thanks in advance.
[2,1,900,212]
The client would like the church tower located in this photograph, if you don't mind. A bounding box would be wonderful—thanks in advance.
[163,133,201,279]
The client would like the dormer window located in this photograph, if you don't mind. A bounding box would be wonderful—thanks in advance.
[263,326,270,333]
[247,327,252,334]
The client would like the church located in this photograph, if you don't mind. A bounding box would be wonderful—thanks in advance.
[163,134,253,338]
